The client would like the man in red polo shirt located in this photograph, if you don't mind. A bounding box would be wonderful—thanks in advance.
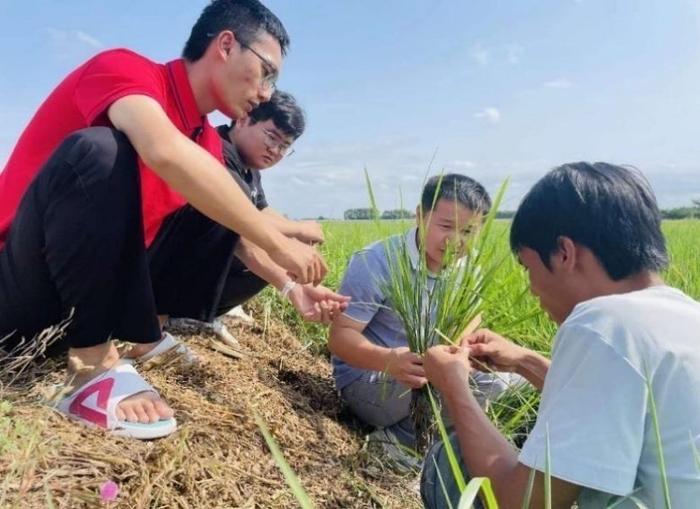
[0,0,326,439]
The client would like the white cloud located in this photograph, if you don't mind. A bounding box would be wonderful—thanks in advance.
[73,30,104,49]
[470,43,490,66]
[46,28,104,48]
[45,28,104,60]
[474,107,501,124]
[544,78,573,89]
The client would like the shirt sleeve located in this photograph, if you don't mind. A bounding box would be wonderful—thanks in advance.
[73,49,164,125]
[518,324,647,497]
[339,248,387,324]
[255,175,269,209]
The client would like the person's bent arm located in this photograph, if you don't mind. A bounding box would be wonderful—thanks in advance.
[235,238,349,323]
[513,349,550,391]
[107,95,326,284]
[328,315,426,388]
[424,345,580,509]
[234,236,289,290]
[262,207,324,244]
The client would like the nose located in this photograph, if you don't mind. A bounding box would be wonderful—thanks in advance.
[267,144,283,156]
[446,232,463,249]
[258,86,273,103]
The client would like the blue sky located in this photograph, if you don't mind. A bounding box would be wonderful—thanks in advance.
[1,0,699,218]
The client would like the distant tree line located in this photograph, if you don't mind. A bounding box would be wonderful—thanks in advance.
[342,200,700,221]
[343,208,417,220]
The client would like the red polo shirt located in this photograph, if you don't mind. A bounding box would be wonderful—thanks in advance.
[0,48,223,249]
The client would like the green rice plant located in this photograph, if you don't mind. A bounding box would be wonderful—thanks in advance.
[255,412,315,509]
[643,366,672,509]
[427,386,466,492]
[458,478,499,509]
[378,176,510,452]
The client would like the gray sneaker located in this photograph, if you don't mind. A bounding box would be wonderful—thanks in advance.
[367,427,421,473]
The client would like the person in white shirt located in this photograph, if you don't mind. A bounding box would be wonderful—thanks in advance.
[421,162,700,509]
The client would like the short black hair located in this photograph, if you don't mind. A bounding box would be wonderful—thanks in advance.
[420,174,491,215]
[183,0,290,62]
[245,90,306,139]
[510,162,668,280]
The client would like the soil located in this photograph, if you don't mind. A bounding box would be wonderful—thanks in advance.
[0,309,421,508]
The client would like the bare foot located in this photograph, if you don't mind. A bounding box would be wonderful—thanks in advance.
[67,343,174,424]
[114,391,174,423]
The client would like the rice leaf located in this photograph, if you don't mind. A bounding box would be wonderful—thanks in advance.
[433,455,456,509]
[427,385,466,492]
[643,366,672,509]
[457,477,499,509]
[544,424,551,509]
[255,412,315,509]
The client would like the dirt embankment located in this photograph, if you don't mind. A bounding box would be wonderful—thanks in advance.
[0,311,420,508]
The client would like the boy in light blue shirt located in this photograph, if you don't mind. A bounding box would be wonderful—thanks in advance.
[329,174,517,466]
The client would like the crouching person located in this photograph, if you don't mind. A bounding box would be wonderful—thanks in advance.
[421,162,700,508]
[156,90,349,344]
[328,174,520,470]
[0,0,327,440]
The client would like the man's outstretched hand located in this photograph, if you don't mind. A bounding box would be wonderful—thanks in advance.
[288,284,350,324]
[294,220,325,245]
[270,238,327,285]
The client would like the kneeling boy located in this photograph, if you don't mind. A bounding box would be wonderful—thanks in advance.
[329,174,517,465]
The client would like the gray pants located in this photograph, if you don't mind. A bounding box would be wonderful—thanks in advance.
[341,371,416,447]
[340,370,519,448]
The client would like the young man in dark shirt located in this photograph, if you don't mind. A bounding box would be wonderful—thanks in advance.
[163,91,348,344]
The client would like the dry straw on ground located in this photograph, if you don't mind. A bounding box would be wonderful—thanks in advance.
[0,307,420,508]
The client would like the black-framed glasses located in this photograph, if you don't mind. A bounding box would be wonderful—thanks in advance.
[206,32,278,91]
[240,43,278,91]
[262,127,294,156]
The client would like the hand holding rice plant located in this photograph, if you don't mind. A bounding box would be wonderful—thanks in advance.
[379,176,509,452]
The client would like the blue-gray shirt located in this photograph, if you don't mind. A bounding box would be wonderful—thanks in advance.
[332,228,437,390]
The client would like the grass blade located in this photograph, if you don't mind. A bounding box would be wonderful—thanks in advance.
[643,367,672,509]
[255,412,315,509]
[544,424,551,509]
[427,385,466,492]
[458,477,499,509]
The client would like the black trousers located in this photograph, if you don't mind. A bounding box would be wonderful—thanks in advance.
[0,127,266,353]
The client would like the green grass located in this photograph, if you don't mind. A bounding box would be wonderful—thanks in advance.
[257,218,700,507]
[267,219,699,356]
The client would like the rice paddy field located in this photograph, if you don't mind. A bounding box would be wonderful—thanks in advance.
[276,219,700,355]
[0,219,698,508]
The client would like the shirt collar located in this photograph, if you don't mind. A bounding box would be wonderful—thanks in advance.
[405,227,421,269]
[405,226,439,278]
[166,58,203,132]
[216,125,252,176]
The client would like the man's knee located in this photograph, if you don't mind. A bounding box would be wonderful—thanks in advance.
[57,127,137,185]
[341,377,411,428]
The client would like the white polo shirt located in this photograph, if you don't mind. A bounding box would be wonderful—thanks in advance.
[519,285,700,508]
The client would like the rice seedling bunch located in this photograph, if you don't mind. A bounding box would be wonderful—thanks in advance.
[380,177,509,452]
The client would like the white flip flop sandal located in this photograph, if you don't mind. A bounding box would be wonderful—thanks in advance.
[55,363,177,440]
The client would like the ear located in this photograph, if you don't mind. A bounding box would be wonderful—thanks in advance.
[553,236,578,273]
[216,30,236,58]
